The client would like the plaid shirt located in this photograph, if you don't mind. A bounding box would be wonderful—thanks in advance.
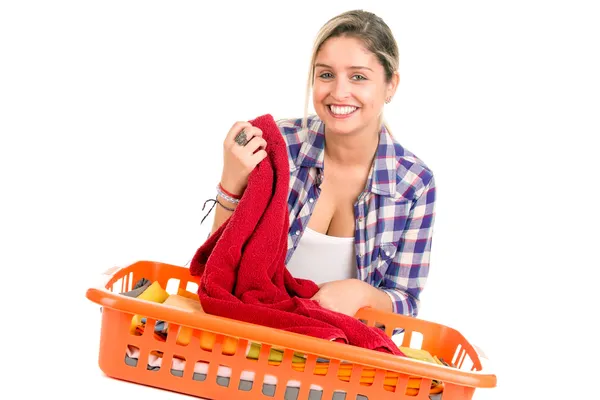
[277,115,436,317]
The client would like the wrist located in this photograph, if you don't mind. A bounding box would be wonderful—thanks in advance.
[219,179,245,197]
[215,197,237,212]
[218,182,242,199]
[216,182,243,205]
[217,192,238,206]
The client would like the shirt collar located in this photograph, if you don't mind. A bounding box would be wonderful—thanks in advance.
[295,116,399,198]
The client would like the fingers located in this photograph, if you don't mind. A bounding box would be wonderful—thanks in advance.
[248,149,268,166]
[244,136,267,154]
[231,129,267,166]
[224,121,251,145]
[222,121,268,177]
[225,122,263,149]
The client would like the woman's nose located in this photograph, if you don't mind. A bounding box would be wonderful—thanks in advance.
[330,78,350,100]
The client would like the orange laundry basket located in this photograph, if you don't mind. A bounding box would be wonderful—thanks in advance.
[86,260,496,400]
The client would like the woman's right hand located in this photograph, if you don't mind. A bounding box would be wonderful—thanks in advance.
[219,121,268,196]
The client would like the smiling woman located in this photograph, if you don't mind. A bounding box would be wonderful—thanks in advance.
[312,35,396,137]
[210,9,437,320]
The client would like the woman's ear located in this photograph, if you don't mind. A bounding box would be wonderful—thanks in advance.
[387,71,400,100]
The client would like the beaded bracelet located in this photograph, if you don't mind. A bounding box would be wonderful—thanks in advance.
[218,183,242,199]
[216,183,241,204]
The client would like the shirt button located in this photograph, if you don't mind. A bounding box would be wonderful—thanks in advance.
[358,217,364,222]
[295,230,300,235]
[309,198,314,203]
[385,251,390,257]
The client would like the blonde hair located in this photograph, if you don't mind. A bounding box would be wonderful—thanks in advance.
[302,10,400,133]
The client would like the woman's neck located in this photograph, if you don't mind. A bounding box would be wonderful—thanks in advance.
[324,121,381,168]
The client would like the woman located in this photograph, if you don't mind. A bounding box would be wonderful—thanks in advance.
[210,10,436,320]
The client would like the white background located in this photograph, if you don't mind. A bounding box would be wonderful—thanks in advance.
[1,1,598,399]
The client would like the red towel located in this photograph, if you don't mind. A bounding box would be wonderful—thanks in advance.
[190,114,403,356]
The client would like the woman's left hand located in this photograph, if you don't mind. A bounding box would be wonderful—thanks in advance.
[310,279,372,317]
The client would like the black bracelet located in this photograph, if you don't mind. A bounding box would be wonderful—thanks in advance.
[215,198,235,212]
[200,198,236,226]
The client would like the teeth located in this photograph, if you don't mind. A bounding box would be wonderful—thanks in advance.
[329,105,357,115]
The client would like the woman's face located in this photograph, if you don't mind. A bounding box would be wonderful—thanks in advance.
[312,35,397,137]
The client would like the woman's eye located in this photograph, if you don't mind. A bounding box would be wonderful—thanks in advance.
[319,72,333,79]
[352,74,367,81]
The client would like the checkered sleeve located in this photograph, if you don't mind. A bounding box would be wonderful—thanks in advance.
[381,175,436,317]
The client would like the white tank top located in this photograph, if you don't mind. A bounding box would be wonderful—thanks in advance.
[285,227,357,285]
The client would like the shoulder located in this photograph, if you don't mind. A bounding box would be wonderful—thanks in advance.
[390,138,436,201]
[275,115,305,144]
[274,115,318,166]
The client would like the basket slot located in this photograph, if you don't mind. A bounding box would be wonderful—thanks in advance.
[222,335,240,356]
[166,278,180,295]
[146,348,162,372]
[452,344,464,368]
[192,358,210,382]
[409,331,423,349]
[128,271,135,292]
[186,280,199,293]
[198,330,217,353]
[237,376,253,391]
[261,377,276,397]
[457,349,474,371]
[215,364,232,387]
[124,345,139,369]
[169,354,186,378]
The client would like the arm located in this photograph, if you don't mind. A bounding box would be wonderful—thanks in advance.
[210,195,238,235]
[380,175,437,317]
